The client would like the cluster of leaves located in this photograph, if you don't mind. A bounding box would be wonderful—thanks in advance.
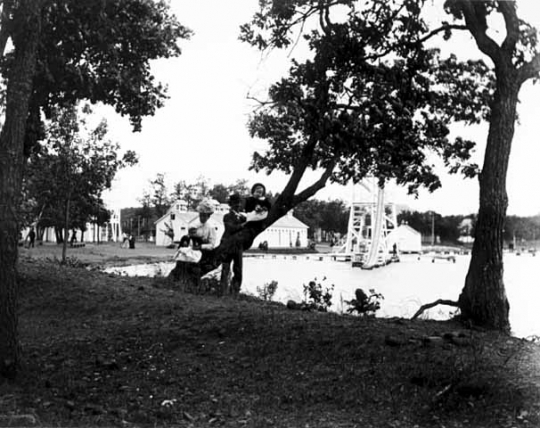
[22,104,137,235]
[345,288,384,317]
[504,214,540,243]
[241,0,494,195]
[15,0,192,156]
[294,198,349,236]
[302,277,334,312]
[398,210,476,244]
[256,280,278,301]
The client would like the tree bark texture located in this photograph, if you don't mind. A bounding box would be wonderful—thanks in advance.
[458,74,519,333]
[0,0,42,378]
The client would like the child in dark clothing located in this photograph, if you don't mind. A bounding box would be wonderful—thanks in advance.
[244,183,272,223]
[175,227,203,263]
[241,183,272,250]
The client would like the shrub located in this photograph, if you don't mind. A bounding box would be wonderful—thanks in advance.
[302,277,334,312]
[345,288,384,316]
[256,280,278,301]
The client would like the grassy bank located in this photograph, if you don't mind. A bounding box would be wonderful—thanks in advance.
[2,247,539,427]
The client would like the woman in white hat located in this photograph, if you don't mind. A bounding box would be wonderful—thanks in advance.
[194,199,217,251]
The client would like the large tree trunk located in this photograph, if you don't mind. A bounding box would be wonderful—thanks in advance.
[0,0,42,379]
[458,75,519,333]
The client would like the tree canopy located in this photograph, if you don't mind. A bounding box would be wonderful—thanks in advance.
[14,0,191,156]
[241,0,493,196]
[24,105,137,248]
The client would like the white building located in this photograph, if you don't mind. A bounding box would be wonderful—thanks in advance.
[386,223,422,254]
[154,200,309,249]
[252,211,309,249]
[32,208,121,244]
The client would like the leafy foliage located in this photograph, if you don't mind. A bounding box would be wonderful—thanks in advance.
[242,0,493,195]
[23,105,137,235]
[302,277,334,312]
[256,280,279,301]
[345,288,384,317]
[14,0,191,154]
[208,179,251,203]
[142,173,171,219]
[294,198,349,236]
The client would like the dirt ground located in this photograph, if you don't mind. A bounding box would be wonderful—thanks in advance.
[2,244,540,427]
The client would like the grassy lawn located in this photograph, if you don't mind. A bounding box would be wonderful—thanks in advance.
[1,246,539,427]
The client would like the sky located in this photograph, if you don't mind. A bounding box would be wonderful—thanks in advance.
[102,0,540,217]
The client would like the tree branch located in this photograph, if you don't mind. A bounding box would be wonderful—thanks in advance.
[416,23,468,45]
[292,160,336,206]
[277,137,318,204]
[499,0,519,54]
[411,299,459,320]
[318,0,332,35]
[517,52,540,84]
[458,1,501,65]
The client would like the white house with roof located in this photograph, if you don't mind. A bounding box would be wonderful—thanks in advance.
[28,207,122,244]
[154,199,309,248]
[252,211,309,248]
[386,222,422,254]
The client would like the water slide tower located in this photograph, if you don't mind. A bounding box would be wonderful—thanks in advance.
[344,179,398,268]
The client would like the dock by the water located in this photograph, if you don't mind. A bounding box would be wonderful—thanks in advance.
[244,253,354,262]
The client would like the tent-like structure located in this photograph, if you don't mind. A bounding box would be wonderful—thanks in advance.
[386,223,422,254]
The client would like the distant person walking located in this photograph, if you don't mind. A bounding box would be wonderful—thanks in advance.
[220,193,246,296]
[27,228,36,248]
[121,232,129,248]
[70,230,77,247]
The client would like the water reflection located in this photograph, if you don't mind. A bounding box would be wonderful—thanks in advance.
[104,253,539,339]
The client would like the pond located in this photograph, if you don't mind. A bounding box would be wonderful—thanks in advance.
[104,252,540,339]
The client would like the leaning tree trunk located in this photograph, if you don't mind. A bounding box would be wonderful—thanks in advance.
[169,205,289,283]
[458,77,519,333]
[0,0,43,379]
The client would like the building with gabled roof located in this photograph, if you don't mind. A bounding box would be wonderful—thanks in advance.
[386,222,422,254]
[251,211,309,249]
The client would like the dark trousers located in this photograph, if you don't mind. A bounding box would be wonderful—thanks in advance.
[220,249,243,295]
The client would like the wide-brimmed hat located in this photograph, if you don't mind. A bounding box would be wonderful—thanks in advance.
[197,199,215,214]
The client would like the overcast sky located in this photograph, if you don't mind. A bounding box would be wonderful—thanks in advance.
[103,1,540,217]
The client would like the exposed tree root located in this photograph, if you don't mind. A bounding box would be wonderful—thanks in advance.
[411,299,459,320]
